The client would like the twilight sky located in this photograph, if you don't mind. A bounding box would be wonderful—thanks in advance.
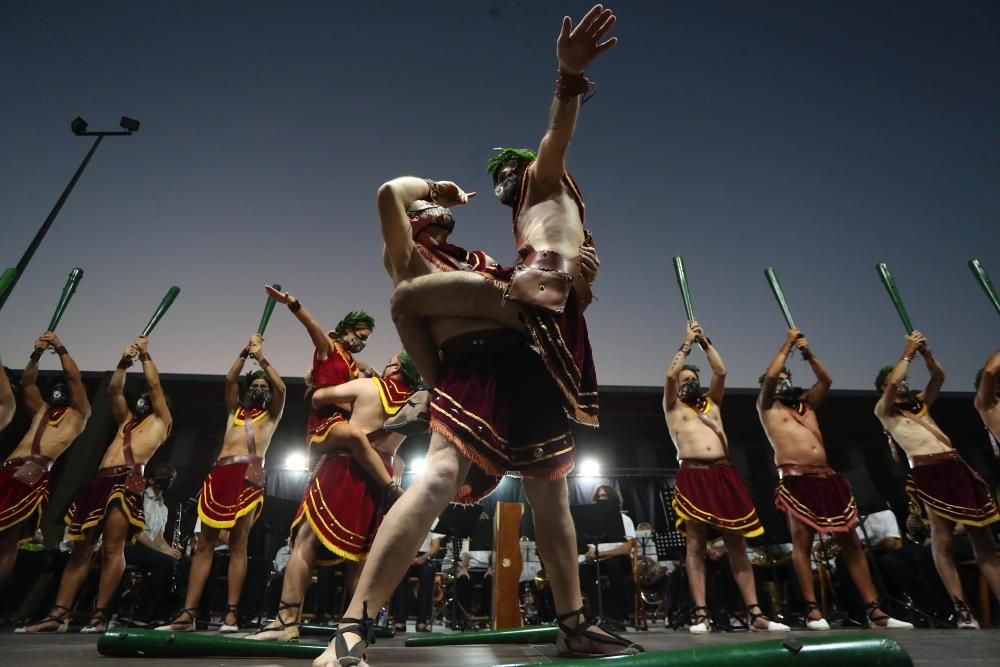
[1,1,998,390]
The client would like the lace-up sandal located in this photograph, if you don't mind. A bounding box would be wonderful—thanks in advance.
[219,604,240,633]
[803,601,830,631]
[864,601,913,629]
[155,608,197,632]
[14,605,71,633]
[555,607,643,658]
[247,601,302,642]
[80,607,109,634]
[952,598,980,630]
[330,601,376,666]
[688,605,711,634]
[746,604,790,632]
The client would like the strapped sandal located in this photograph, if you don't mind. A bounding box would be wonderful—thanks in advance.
[803,601,830,631]
[688,605,711,634]
[80,607,109,634]
[747,604,790,632]
[155,608,197,632]
[247,601,301,642]
[555,607,642,658]
[14,604,71,633]
[864,600,914,629]
[219,604,240,633]
[331,601,375,666]
[952,598,980,630]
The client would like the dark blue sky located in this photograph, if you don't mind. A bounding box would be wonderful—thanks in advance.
[2,1,998,390]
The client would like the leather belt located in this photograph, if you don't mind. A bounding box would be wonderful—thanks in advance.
[94,464,143,478]
[679,457,731,469]
[216,454,263,467]
[778,463,835,479]
[909,449,961,467]
[3,454,53,470]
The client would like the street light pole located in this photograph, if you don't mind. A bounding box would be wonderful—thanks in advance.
[0,116,139,312]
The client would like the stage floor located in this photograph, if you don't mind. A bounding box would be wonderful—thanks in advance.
[1,625,996,665]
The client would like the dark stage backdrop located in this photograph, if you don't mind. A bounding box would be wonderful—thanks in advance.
[2,371,997,558]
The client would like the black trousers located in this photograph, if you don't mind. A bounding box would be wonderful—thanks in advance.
[390,561,435,624]
[579,554,634,621]
[456,570,492,616]
[123,545,190,622]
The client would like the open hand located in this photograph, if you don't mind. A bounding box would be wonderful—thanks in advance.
[557,5,618,75]
[431,181,475,208]
[265,285,294,304]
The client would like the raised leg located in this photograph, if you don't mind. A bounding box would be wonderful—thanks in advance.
[314,423,394,490]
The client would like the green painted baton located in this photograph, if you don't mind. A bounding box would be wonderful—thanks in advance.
[673,256,695,322]
[0,267,16,301]
[140,286,180,337]
[969,259,1000,317]
[765,267,796,329]
[404,624,558,647]
[876,263,914,333]
[47,267,84,331]
[257,283,281,335]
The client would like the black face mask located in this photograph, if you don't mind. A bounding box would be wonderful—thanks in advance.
[775,378,794,398]
[48,383,69,407]
[494,168,522,208]
[247,386,271,408]
[416,207,456,234]
[678,381,701,402]
[134,396,152,418]
[153,477,174,492]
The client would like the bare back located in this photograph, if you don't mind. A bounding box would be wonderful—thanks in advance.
[218,410,280,460]
[383,246,502,345]
[875,399,951,458]
[8,405,88,461]
[759,402,827,467]
[98,413,171,467]
[340,376,405,457]
[664,399,727,461]
[516,171,585,259]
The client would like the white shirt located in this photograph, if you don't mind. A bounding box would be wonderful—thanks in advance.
[418,531,442,555]
[460,538,490,569]
[142,487,168,542]
[856,510,901,544]
[193,517,230,552]
[274,544,291,572]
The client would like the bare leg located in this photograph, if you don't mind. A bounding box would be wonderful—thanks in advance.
[312,432,469,667]
[832,532,883,613]
[21,530,98,631]
[925,508,966,604]
[720,532,763,618]
[684,520,708,609]
[164,524,221,629]
[223,512,256,627]
[788,515,822,621]
[315,423,394,490]
[967,525,1000,602]
[91,505,131,629]
[390,273,527,387]
[249,521,318,639]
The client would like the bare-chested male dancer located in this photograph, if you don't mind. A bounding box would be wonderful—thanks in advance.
[160,334,285,632]
[20,336,171,633]
[759,328,911,629]
[664,321,789,633]
[315,7,639,666]
[1,333,90,592]
[264,287,403,503]
[974,350,1000,457]
[876,332,1000,629]
[247,352,419,642]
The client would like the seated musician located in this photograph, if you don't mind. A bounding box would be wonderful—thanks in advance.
[390,530,441,632]
[578,486,636,629]
[456,537,493,619]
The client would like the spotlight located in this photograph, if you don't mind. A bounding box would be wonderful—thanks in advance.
[70,117,88,135]
[284,452,307,470]
[410,457,427,474]
[579,457,601,477]
[119,116,140,132]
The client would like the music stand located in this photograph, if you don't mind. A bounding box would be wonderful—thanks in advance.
[430,504,483,630]
[570,501,625,625]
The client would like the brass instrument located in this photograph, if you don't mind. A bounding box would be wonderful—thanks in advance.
[169,502,183,593]
[533,569,548,590]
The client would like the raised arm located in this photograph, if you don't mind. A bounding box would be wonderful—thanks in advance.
[42,332,90,418]
[310,378,364,412]
[225,339,251,414]
[758,329,800,411]
[264,285,331,358]
[249,334,286,420]
[0,355,14,430]
[135,337,171,427]
[663,323,698,411]
[975,350,1000,413]
[109,342,139,424]
[702,329,726,405]
[918,335,945,407]
[20,336,47,414]
[532,5,617,186]
[798,336,832,409]
[377,177,472,273]
[876,332,924,416]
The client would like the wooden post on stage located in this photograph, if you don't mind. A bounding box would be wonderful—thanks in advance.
[492,502,524,630]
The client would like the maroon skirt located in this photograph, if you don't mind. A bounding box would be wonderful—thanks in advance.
[0,462,50,540]
[197,459,264,529]
[672,460,764,537]
[430,329,575,504]
[290,452,392,562]
[64,466,145,542]
[774,471,858,533]
[906,455,1000,527]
